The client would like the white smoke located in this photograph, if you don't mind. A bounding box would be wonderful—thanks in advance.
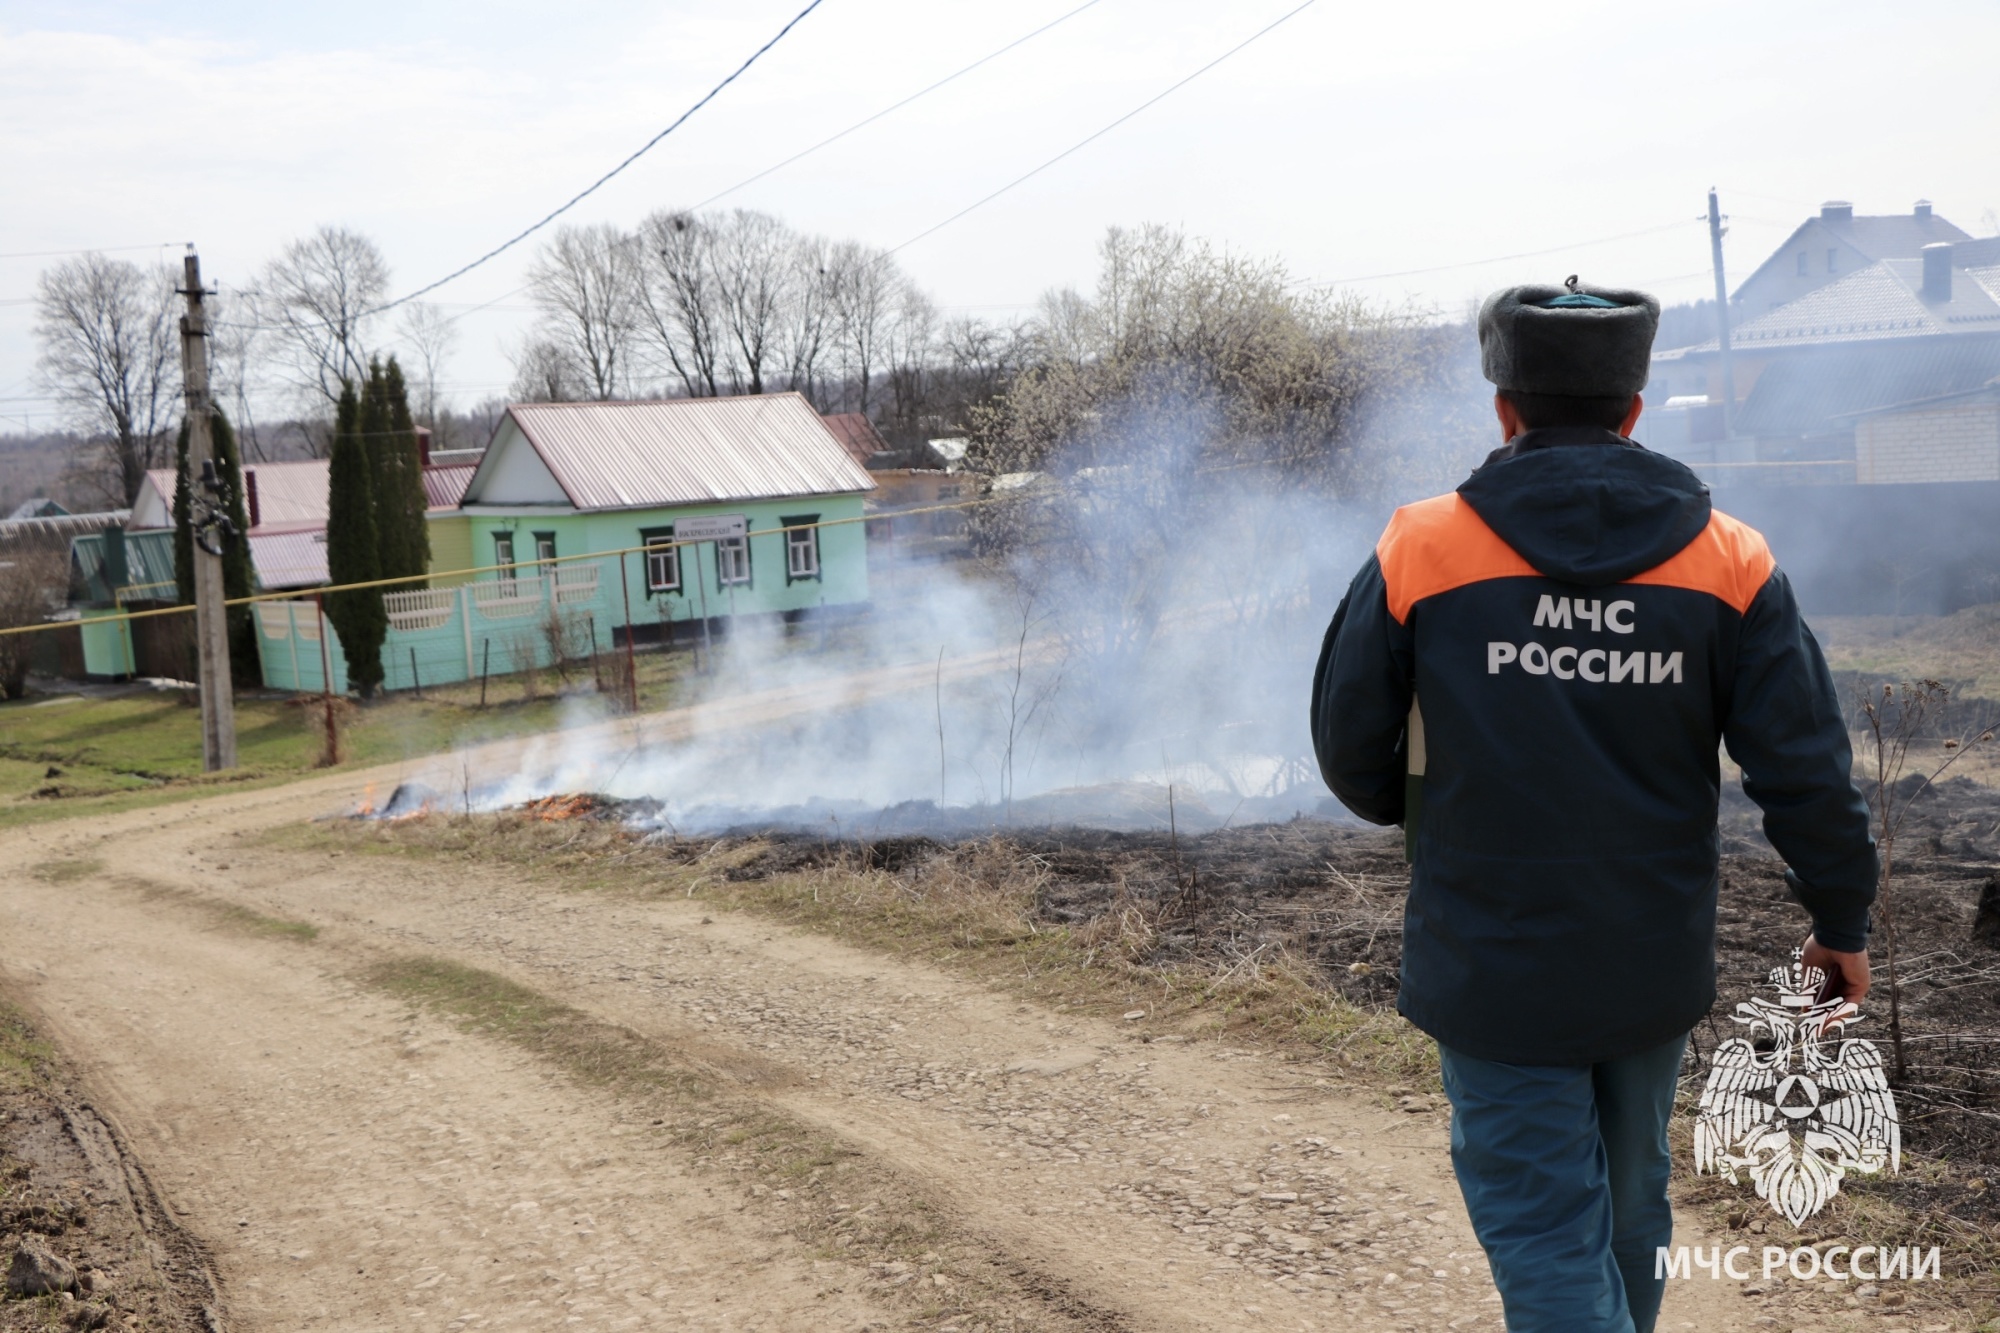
[400,362,1492,833]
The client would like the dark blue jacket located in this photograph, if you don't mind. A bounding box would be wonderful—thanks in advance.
[1311,428,1877,1064]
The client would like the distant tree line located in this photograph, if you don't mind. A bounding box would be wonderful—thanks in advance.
[509,209,1030,451]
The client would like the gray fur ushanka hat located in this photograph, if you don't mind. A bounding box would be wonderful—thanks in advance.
[1478,282,1661,397]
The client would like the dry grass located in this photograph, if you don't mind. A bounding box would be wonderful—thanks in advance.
[29,858,104,885]
[288,814,1438,1091]
[96,874,321,943]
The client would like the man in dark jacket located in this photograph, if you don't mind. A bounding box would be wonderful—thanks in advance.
[1310,282,1877,1333]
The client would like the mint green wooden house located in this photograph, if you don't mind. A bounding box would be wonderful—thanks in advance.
[254,393,876,693]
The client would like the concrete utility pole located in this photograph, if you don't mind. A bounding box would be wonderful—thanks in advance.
[1706,188,1736,442]
[178,248,237,771]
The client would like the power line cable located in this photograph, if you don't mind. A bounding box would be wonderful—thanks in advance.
[1307,220,1704,286]
[0,242,183,262]
[363,0,830,321]
[689,0,1107,213]
[888,0,1319,256]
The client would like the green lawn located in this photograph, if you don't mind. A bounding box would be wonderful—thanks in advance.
[0,613,917,831]
[0,645,707,830]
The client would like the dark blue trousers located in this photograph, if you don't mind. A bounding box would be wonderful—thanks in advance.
[1438,1033,1688,1333]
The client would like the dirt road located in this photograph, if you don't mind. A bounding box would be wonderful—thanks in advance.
[1,771,1795,1331]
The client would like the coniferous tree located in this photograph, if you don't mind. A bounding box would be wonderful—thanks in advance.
[381,357,431,584]
[324,380,386,696]
[357,356,431,588]
[171,407,258,685]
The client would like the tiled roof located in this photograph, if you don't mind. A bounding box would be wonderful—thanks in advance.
[1675,257,2000,353]
[1734,209,1973,298]
[820,413,890,467]
[1836,213,1972,260]
[480,393,876,512]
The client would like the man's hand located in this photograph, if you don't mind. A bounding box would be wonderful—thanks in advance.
[1801,933,1870,1019]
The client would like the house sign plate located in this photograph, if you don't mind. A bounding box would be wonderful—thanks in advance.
[675,514,747,543]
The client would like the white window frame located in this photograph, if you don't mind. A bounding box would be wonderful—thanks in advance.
[785,523,820,580]
[493,531,516,588]
[716,534,751,587]
[645,534,680,593]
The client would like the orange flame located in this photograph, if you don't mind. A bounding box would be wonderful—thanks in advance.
[520,794,597,821]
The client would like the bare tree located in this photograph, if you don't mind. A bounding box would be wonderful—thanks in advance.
[523,223,639,401]
[884,282,938,435]
[637,209,726,398]
[781,232,836,407]
[711,210,794,396]
[255,225,390,432]
[32,252,180,504]
[827,241,899,415]
[396,302,459,437]
[509,337,584,404]
[208,288,268,461]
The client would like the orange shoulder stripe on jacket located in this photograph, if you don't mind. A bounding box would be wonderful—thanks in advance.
[1376,493,1537,624]
[1623,508,1775,614]
[1377,496,1778,623]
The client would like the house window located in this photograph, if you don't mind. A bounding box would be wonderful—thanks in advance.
[782,515,820,582]
[1796,251,1808,276]
[641,527,680,594]
[533,531,557,566]
[716,534,751,587]
[493,531,516,587]
[1827,248,1838,273]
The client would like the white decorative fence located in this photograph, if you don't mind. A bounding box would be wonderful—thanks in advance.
[254,559,637,694]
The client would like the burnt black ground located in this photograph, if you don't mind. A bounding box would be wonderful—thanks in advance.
[637,779,2000,1238]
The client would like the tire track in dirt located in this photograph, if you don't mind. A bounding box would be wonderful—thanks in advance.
[7,780,1788,1332]
[0,865,933,1330]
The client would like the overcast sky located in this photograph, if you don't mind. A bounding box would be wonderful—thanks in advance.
[4,0,1999,430]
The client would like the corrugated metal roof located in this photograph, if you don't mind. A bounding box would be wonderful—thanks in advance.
[248,530,328,590]
[70,528,177,603]
[138,459,332,532]
[487,393,876,512]
[422,464,476,510]
[242,460,329,530]
[0,510,129,552]
[820,412,890,466]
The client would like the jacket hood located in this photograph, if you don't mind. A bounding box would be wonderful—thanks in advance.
[1456,428,1711,586]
